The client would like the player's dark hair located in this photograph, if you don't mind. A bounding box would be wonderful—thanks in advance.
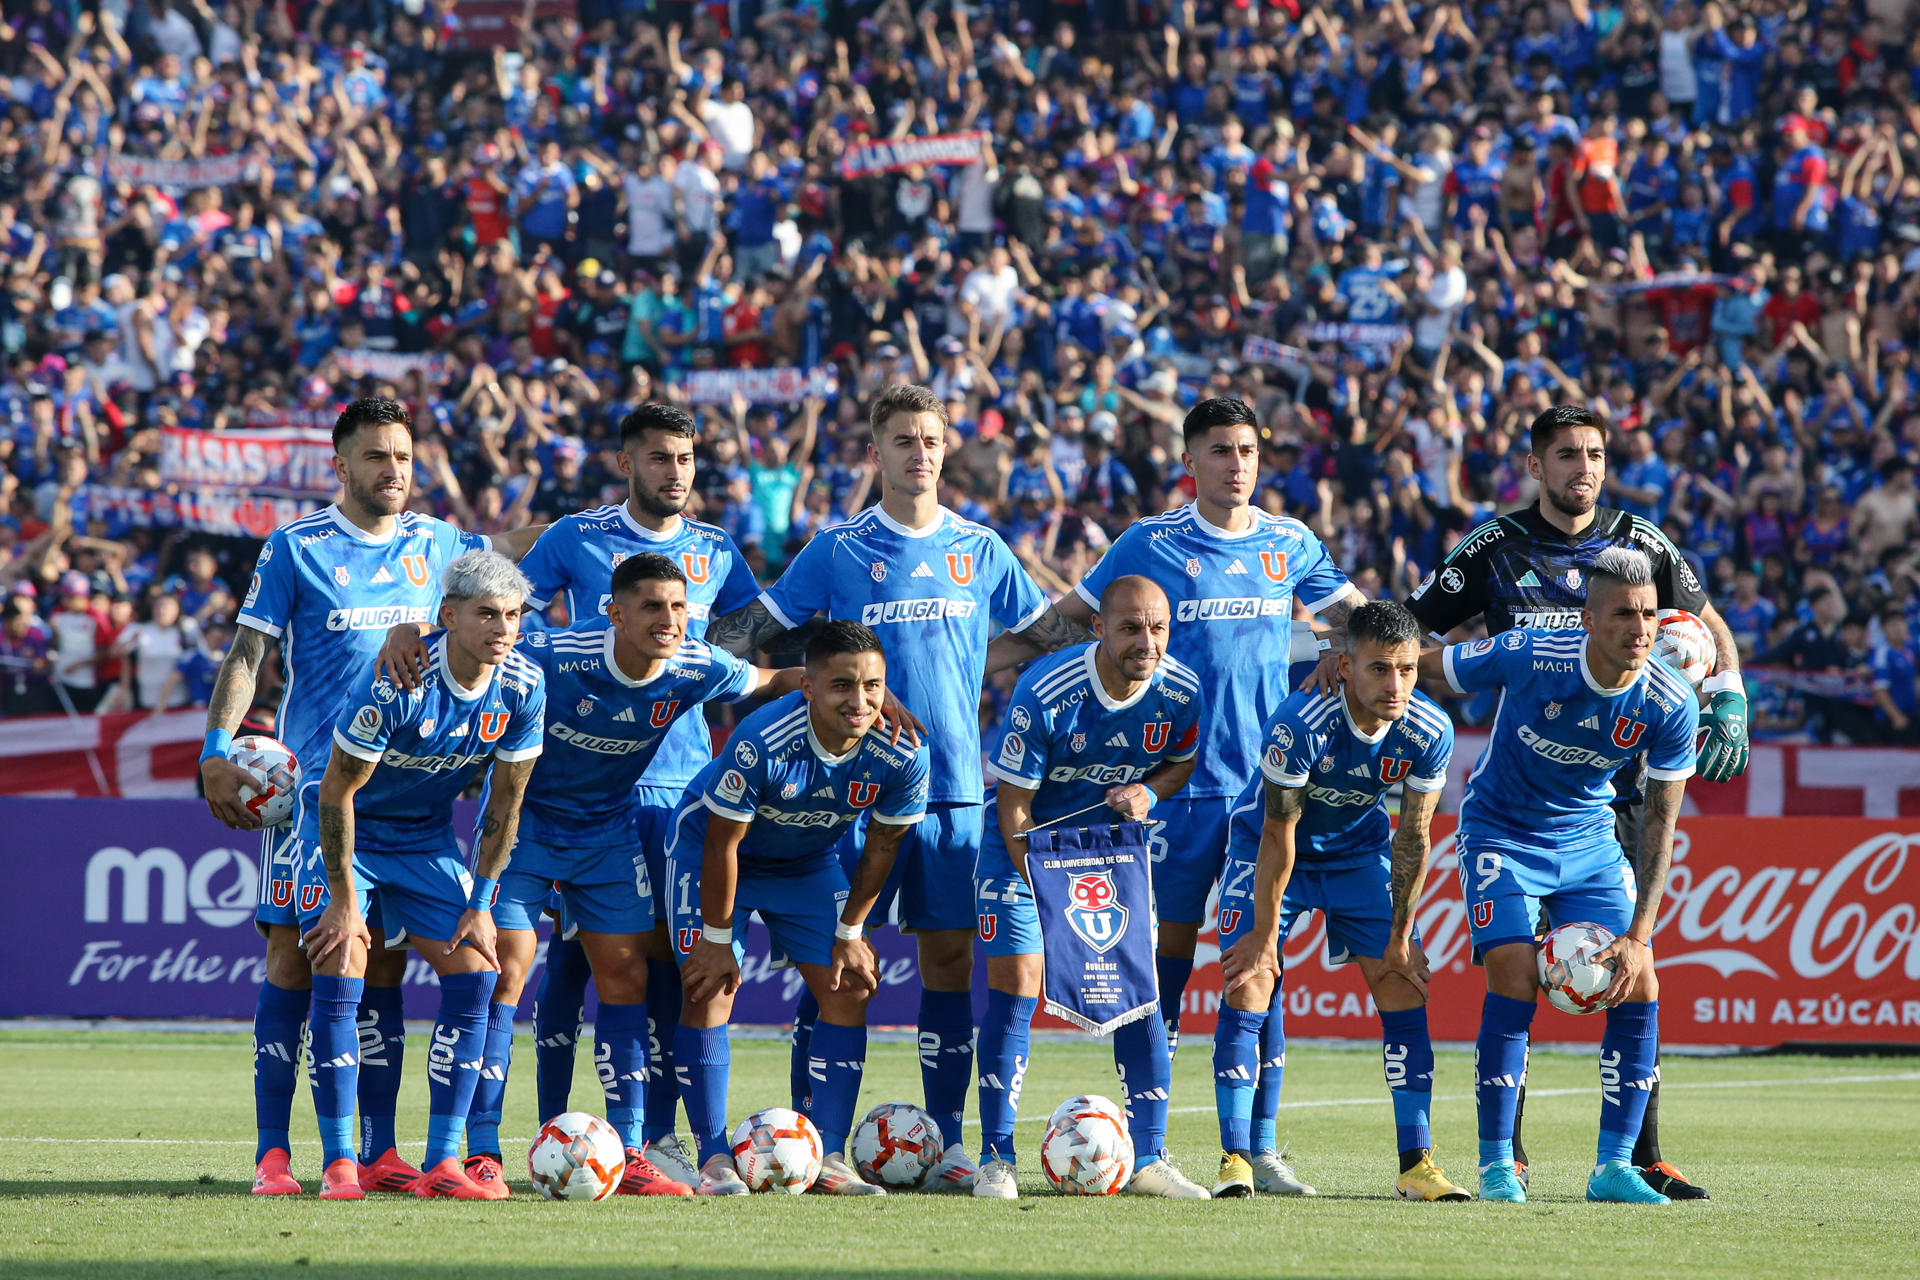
[1182,396,1257,445]
[619,402,697,450]
[332,396,410,452]
[610,552,686,596]
[1345,600,1422,655]
[805,619,886,667]
[1528,403,1603,455]
[869,383,949,440]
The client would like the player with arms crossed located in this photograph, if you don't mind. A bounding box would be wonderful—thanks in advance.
[462,552,800,1194]
[669,621,931,1196]
[198,397,540,1196]
[974,575,1208,1200]
[297,551,546,1200]
[707,384,1083,1187]
[1212,601,1466,1201]
[1418,546,1696,1206]
[988,396,1363,1169]
[1407,403,1743,1199]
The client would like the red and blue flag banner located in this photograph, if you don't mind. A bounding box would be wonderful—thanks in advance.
[1026,821,1160,1036]
[839,131,990,178]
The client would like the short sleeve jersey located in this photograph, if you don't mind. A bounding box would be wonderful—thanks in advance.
[238,506,489,779]
[1442,628,1697,850]
[513,622,755,842]
[760,506,1047,805]
[516,506,759,790]
[1076,504,1351,798]
[295,638,546,854]
[1226,687,1454,871]
[670,691,930,878]
[1407,505,1707,638]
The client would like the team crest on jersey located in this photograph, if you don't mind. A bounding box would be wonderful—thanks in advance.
[1564,567,1582,591]
[477,712,509,743]
[870,560,887,583]
[1218,909,1242,935]
[420,719,436,736]
[577,698,595,717]
[1070,732,1087,753]
[334,566,351,586]
[781,780,800,800]
[1379,756,1412,784]
[1545,701,1562,719]
[1010,705,1031,731]
[682,553,711,584]
[611,552,629,569]
[677,927,700,955]
[1185,558,1202,578]
[1503,631,1527,650]
[1317,756,1334,774]
[1064,871,1129,954]
[299,885,324,914]
[1473,901,1495,928]
[946,553,975,585]
[401,555,430,588]
[650,699,680,727]
[1611,716,1647,750]
[847,780,881,808]
[1259,551,1289,582]
[1143,721,1171,753]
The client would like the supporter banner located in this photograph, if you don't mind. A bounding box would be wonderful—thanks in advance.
[158,425,337,498]
[1301,321,1411,348]
[83,486,322,540]
[244,407,338,431]
[105,153,258,190]
[839,131,990,178]
[1746,664,1876,707]
[674,366,838,406]
[445,0,576,50]
[1599,272,1740,298]
[0,711,205,799]
[1242,335,1335,368]
[333,348,456,385]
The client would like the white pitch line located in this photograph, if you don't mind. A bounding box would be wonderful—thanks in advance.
[0,1072,1912,1145]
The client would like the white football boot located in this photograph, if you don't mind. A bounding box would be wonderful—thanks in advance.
[646,1133,700,1188]
[927,1143,978,1192]
[809,1154,887,1196]
[973,1158,1019,1200]
[1252,1149,1317,1196]
[1125,1153,1212,1198]
[696,1153,749,1196]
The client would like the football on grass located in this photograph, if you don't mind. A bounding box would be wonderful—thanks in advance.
[732,1107,824,1193]
[1041,1108,1134,1196]
[527,1111,625,1201]
[851,1101,943,1188]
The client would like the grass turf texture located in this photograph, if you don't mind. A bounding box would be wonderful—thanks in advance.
[1,1030,1914,1279]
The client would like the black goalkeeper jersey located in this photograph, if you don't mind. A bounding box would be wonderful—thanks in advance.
[1406,505,1708,638]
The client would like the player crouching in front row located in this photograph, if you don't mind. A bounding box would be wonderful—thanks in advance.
[1213,601,1469,1202]
[299,551,547,1200]
[668,621,931,1196]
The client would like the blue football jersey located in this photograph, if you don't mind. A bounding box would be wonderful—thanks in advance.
[1227,687,1454,870]
[1076,504,1351,798]
[514,621,756,842]
[1443,628,1697,848]
[760,505,1047,805]
[980,643,1203,868]
[294,637,546,854]
[669,691,930,877]
[518,505,759,790]
[237,506,489,778]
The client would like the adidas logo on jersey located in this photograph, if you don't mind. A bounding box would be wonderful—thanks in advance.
[1349,765,1372,778]
[1224,560,1248,575]
[1516,570,1541,588]
[910,562,935,579]
[1106,733,1130,748]
[371,566,394,584]
[613,707,635,723]
[813,786,837,799]
[1579,715,1601,731]
[449,724,468,737]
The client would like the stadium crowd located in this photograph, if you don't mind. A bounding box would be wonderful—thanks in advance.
[2,0,1919,744]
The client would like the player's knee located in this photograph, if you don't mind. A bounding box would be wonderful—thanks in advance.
[1483,944,1540,1002]
[1631,963,1660,1003]
[1157,920,1200,958]
[915,929,974,989]
[1226,973,1274,1012]
[587,950,647,1005]
[815,988,869,1025]
[638,924,674,962]
[985,954,1044,998]
[679,992,734,1029]
[263,927,312,989]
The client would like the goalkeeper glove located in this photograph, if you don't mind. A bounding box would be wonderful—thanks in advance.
[1695,672,1749,783]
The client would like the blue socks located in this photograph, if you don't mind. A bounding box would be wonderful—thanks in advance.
[355,984,405,1163]
[1155,955,1194,1055]
[423,970,496,1167]
[642,952,683,1141]
[1476,992,1536,1167]
[1212,1005,1265,1153]
[532,937,590,1124]
[253,979,308,1162]
[807,1021,868,1156]
[1115,1012,1171,1159]
[465,1001,516,1158]
[919,989,975,1145]
[1597,1001,1659,1167]
[975,990,1035,1162]
[676,1023,732,1166]
[1251,993,1286,1153]
[790,987,820,1115]
[1381,1005,1435,1155]
[596,1001,649,1152]
[308,975,363,1165]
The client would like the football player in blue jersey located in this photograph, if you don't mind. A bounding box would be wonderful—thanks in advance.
[1417,547,1697,1206]
[706,384,1087,1189]
[987,396,1365,1069]
[668,621,931,1196]
[295,551,546,1200]
[1211,601,1468,1202]
[972,575,1209,1200]
[196,397,542,1197]
[512,401,761,1186]
[460,552,799,1196]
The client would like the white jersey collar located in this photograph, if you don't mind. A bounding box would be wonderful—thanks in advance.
[872,503,947,540]
[1189,502,1262,541]
[1579,636,1642,697]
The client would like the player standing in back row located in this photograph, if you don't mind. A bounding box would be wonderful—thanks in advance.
[1406,403,1748,1200]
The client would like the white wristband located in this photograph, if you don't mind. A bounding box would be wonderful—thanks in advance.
[834,920,865,942]
[700,924,732,945]
[1701,670,1746,698]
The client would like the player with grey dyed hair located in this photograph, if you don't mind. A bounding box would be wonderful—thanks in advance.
[1585,546,1656,597]
[440,550,534,608]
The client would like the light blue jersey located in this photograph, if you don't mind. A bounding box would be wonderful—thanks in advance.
[760,505,1047,805]
[1226,687,1453,871]
[518,506,759,789]
[667,691,930,878]
[1075,504,1351,798]
[238,506,490,780]
[979,643,1203,876]
[513,622,755,843]
[1442,629,1696,851]
[293,637,546,854]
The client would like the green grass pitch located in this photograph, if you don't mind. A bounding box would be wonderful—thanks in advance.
[2,1029,1915,1279]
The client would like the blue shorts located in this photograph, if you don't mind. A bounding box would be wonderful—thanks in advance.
[254,822,312,934]
[496,830,651,935]
[1455,826,1636,962]
[1216,850,1408,966]
[847,802,982,934]
[668,858,849,970]
[633,784,682,930]
[1149,796,1235,924]
[295,837,475,947]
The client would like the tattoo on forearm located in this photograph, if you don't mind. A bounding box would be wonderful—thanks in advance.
[1264,780,1306,821]
[1389,789,1439,930]
[847,824,907,907]
[706,599,785,658]
[1017,604,1094,655]
[206,626,269,732]
[319,802,351,882]
[474,758,534,879]
[1634,779,1684,924]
